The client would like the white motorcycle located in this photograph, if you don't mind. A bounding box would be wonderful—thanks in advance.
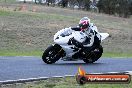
[42,28,109,64]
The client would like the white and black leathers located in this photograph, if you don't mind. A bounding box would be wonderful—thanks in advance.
[55,23,101,48]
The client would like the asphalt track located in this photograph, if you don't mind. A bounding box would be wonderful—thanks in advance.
[0,56,132,81]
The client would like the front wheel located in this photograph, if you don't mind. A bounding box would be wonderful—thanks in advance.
[83,45,103,63]
[42,45,61,64]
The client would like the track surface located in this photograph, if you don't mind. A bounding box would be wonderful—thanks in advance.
[0,56,132,81]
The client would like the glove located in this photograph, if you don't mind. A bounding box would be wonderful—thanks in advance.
[69,37,84,48]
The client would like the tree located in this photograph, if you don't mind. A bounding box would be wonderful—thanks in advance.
[76,0,83,9]
[38,0,42,4]
[97,0,131,18]
[68,0,78,8]
[129,1,132,14]
[46,0,55,6]
[34,0,37,4]
[97,0,104,13]
[116,0,130,17]
[24,0,26,3]
[83,0,91,11]
[62,0,68,7]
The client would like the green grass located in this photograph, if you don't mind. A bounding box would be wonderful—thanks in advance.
[102,52,132,58]
[0,9,78,22]
[0,50,132,58]
[25,11,79,22]
[0,50,43,56]
[0,9,29,17]
[0,0,16,3]
[0,10,12,16]
[0,10,131,57]
[0,6,132,58]
[1,77,132,88]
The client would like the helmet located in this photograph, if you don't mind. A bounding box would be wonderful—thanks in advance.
[79,17,90,31]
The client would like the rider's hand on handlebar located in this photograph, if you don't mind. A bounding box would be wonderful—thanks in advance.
[70,37,84,48]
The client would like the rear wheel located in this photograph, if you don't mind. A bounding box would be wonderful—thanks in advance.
[83,45,103,63]
[42,45,62,64]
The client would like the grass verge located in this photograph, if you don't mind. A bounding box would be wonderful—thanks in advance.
[1,76,132,88]
[102,52,132,58]
[0,50,132,58]
[0,6,132,58]
[0,50,42,56]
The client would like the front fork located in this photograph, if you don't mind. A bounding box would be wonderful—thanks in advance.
[53,44,65,58]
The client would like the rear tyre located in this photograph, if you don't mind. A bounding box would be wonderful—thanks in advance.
[83,45,103,63]
[42,45,61,64]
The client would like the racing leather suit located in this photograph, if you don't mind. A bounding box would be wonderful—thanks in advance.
[56,23,101,49]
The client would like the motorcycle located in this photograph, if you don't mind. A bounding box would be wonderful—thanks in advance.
[42,28,109,64]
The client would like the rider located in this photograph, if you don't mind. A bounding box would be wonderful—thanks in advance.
[55,17,101,52]
[71,17,101,49]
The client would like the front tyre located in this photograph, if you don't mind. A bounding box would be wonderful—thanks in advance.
[42,45,61,64]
